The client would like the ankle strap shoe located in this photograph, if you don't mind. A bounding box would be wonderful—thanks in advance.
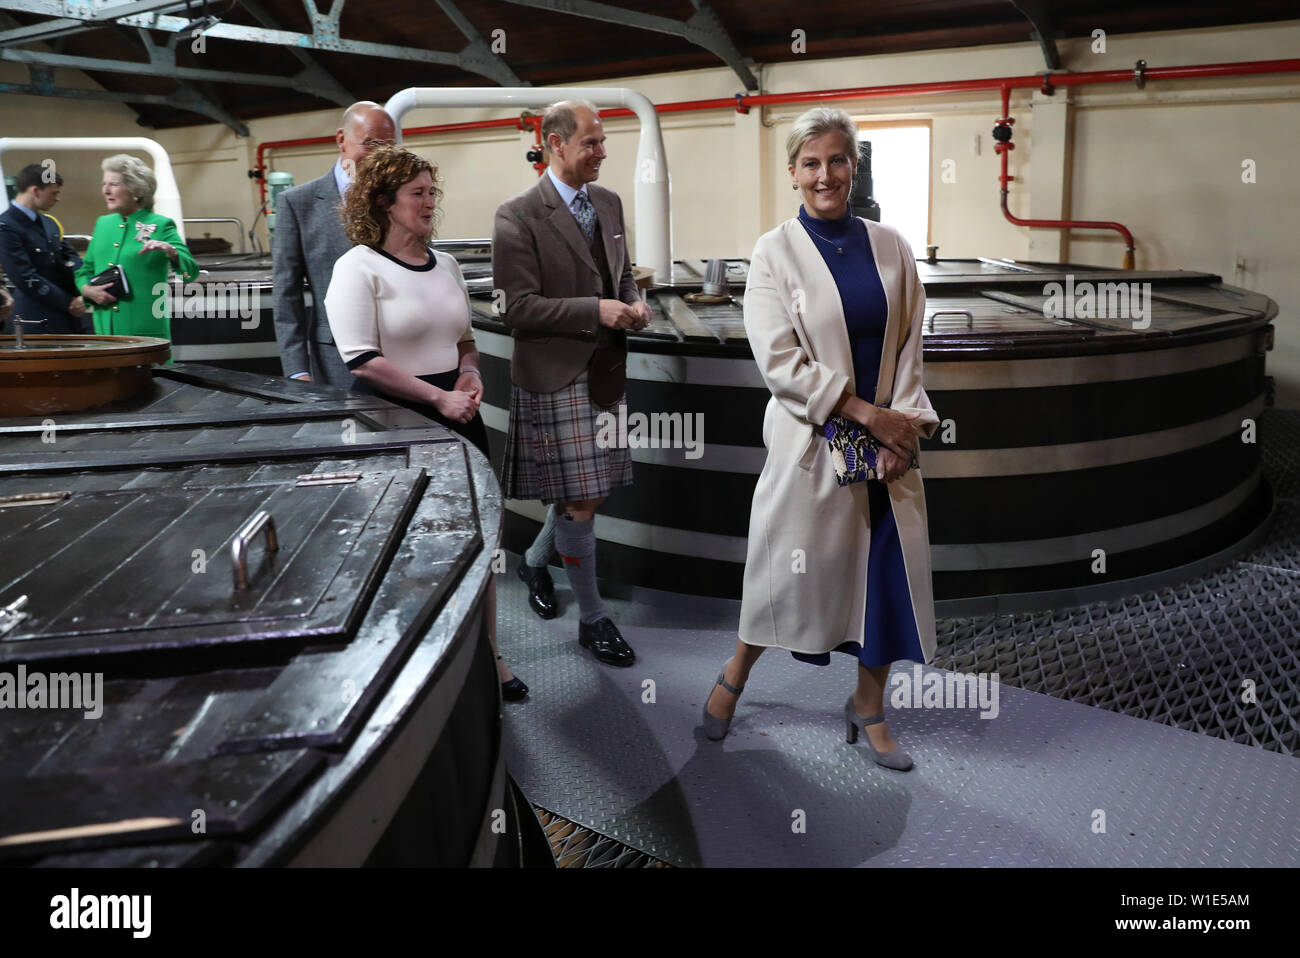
[703,669,745,741]
[844,697,913,771]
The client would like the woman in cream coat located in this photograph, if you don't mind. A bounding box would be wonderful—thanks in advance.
[702,107,940,770]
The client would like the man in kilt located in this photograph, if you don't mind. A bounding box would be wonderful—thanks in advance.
[493,99,650,666]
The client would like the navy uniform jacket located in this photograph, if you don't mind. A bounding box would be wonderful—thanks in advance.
[0,203,86,334]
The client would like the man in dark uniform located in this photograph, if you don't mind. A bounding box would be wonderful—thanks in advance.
[0,164,86,335]
[493,99,650,666]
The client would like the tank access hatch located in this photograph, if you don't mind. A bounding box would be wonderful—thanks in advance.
[0,466,428,663]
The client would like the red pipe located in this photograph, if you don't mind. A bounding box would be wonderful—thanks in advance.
[592,58,1300,118]
[992,85,1137,268]
[252,56,1300,249]
[255,115,536,206]
[997,139,1136,268]
[522,115,545,175]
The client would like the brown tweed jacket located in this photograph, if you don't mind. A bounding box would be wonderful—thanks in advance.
[491,174,640,394]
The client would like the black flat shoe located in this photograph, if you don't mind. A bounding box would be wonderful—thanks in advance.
[501,676,529,701]
[578,618,635,667]
[517,562,558,620]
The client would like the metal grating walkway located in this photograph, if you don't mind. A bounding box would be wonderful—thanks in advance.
[934,406,1299,755]
[497,408,1299,867]
[532,805,669,868]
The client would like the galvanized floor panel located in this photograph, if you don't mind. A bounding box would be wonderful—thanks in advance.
[497,408,1300,867]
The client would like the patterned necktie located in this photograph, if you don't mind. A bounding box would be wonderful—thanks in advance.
[572,190,596,243]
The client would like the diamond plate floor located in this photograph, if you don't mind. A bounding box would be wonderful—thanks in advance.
[498,408,1300,867]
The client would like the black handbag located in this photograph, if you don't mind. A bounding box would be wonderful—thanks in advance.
[87,264,131,301]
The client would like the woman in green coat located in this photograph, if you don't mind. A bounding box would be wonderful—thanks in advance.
[75,154,198,339]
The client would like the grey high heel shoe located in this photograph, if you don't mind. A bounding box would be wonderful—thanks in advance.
[844,697,913,771]
[703,669,745,741]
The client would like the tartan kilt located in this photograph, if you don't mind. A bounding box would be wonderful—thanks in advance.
[500,372,634,504]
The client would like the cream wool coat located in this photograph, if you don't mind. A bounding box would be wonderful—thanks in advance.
[738,216,941,662]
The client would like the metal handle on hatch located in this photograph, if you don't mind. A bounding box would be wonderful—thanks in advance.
[232,510,279,590]
[926,309,974,331]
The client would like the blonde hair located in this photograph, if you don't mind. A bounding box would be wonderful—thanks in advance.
[786,107,860,170]
[101,154,156,208]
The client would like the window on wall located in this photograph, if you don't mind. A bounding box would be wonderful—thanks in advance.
[856,122,931,258]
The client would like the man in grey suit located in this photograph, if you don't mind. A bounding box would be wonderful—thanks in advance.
[272,101,396,386]
[494,99,651,666]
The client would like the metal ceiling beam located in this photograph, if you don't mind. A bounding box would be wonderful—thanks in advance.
[0,10,245,134]
[499,0,757,90]
[0,7,153,127]
[434,0,525,87]
[239,0,353,106]
[1,73,167,106]
[0,63,250,135]
[168,81,251,136]
[0,17,98,46]
[130,26,250,135]
[0,1,194,47]
[0,0,190,15]
[684,0,756,89]
[117,5,524,86]
[305,0,346,25]
[0,45,343,100]
[1008,0,1062,71]
[0,0,524,90]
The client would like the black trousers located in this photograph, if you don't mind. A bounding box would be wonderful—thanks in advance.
[353,368,490,458]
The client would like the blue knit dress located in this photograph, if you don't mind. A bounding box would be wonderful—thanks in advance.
[790,205,925,668]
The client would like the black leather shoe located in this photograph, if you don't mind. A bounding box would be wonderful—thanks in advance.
[578,618,635,667]
[517,562,558,620]
[501,676,529,701]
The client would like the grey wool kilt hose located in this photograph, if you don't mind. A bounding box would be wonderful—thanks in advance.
[500,371,634,505]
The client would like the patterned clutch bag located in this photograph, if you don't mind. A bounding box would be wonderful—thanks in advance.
[823,414,917,486]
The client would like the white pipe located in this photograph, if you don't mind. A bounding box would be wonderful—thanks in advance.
[384,87,670,281]
[0,137,185,240]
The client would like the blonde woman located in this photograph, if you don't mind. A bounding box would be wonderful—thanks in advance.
[702,107,939,769]
[75,154,197,338]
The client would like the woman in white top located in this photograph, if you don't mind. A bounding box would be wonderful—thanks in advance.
[325,146,527,701]
[326,146,487,449]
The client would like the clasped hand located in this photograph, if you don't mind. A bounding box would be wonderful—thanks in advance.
[598,299,651,332]
[867,406,921,483]
[875,445,911,483]
[454,371,483,402]
[436,384,480,424]
[82,282,117,305]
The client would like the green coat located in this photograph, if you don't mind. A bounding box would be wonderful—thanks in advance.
[74,209,199,339]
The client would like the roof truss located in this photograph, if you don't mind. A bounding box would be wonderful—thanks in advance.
[499,0,758,90]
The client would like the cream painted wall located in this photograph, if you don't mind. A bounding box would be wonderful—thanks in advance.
[1054,23,1300,406]
[2,19,1297,403]
[0,61,141,238]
